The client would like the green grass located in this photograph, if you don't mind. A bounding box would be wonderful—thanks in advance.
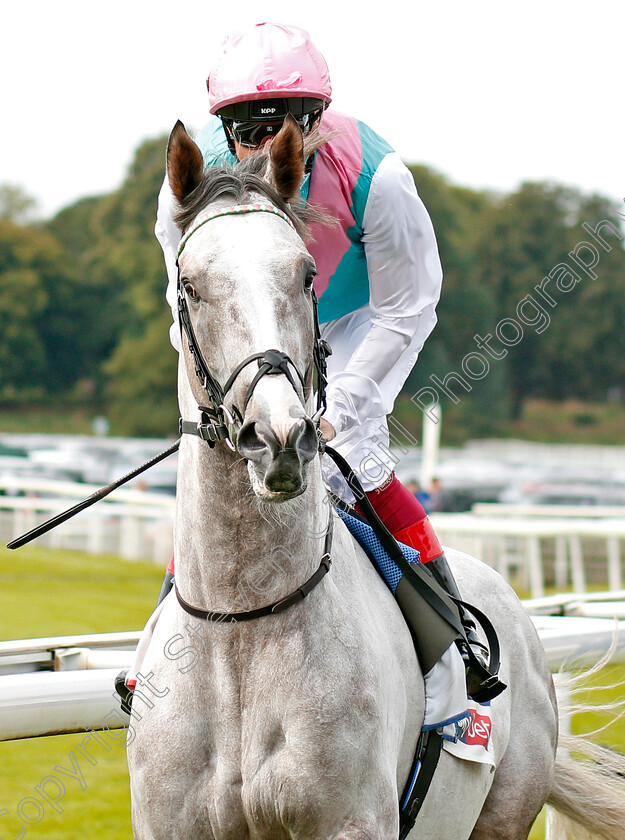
[503,398,625,446]
[1,545,624,839]
[528,662,625,840]
[4,396,625,445]
[566,662,625,751]
[0,546,163,640]
[0,404,97,436]
[0,545,163,840]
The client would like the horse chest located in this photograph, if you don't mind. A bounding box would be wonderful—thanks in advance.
[141,622,397,838]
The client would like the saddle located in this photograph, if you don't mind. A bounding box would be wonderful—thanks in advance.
[325,447,504,692]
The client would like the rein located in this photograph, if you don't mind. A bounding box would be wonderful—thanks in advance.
[5,181,495,833]
[6,441,181,550]
[6,202,332,549]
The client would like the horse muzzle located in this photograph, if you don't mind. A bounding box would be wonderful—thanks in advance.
[237,416,318,500]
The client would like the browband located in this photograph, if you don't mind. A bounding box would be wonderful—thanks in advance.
[178,202,296,256]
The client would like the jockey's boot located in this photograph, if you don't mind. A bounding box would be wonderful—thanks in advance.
[362,473,506,703]
[157,552,176,606]
[422,553,505,701]
[114,670,134,716]
[157,569,175,606]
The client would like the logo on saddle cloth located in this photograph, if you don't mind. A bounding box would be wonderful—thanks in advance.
[442,701,495,766]
[457,708,492,749]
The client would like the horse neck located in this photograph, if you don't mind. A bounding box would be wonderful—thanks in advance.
[173,433,329,614]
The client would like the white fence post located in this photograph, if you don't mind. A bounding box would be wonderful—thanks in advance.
[420,403,441,492]
[569,536,586,593]
[607,536,622,592]
[554,536,568,589]
[527,535,544,599]
[87,509,107,555]
[0,481,175,565]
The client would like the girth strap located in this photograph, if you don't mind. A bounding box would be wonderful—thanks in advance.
[398,729,443,840]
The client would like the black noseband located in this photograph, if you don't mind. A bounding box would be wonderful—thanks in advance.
[239,349,305,412]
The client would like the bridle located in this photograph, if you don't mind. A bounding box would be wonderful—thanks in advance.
[175,199,334,623]
[176,201,331,450]
[8,200,335,611]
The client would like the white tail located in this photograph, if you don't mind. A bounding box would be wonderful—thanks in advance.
[547,641,625,840]
[548,734,625,840]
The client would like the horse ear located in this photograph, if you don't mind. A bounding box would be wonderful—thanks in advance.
[267,114,305,203]
[167,120,204,204]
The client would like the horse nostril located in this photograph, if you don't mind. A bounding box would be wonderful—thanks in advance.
[237,421,262,460]
[237,420,279,462]
[238,418,318,496]
[287,419,318,465]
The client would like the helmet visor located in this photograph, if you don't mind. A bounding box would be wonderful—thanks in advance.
[220,101,324,149]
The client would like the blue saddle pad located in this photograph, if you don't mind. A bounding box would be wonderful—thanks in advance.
[337,509,420,594]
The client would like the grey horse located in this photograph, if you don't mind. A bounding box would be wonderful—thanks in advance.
[127,118,625,840]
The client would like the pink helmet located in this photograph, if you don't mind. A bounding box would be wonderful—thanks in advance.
[207,22,332,115]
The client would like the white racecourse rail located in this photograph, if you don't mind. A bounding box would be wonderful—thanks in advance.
[0,477,174,565]
[1,477,624,597]
[1,608,624,840]
[1,596,624,742]
[2,477,625,739]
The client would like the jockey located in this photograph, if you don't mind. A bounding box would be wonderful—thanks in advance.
[145,21,497,700]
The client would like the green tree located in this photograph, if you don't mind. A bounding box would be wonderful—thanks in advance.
[90,135,176,434]
[471,183,624,416]
[0,266,48,388]
[0,184,39,224]
[0,221,59,394]
[562,195,625,400]
[7,128,622,442]
[104,309,178,437]
[45,135,170,415]
[0,212,128,399]
[403,166,511,435]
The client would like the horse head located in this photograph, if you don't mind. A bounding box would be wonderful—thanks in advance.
[167,117,325,501]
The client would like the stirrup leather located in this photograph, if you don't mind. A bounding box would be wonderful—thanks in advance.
[423,554,507,703]
[457,602,507,702]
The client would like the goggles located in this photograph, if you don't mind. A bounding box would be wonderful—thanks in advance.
[222,107,324,149]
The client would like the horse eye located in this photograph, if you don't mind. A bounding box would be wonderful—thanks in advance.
[304,271,316,292]
[183,281,200,302]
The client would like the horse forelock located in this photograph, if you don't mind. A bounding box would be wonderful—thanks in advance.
[172,128,335,240]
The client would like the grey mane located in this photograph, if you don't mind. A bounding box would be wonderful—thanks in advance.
[173,129,334,239]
